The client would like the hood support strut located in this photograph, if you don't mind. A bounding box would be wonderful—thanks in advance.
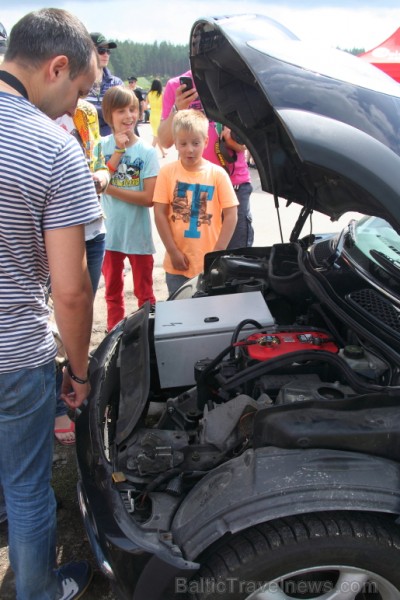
[266,137,284,243]
[290,204,314,243]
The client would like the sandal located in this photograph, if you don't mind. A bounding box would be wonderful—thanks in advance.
[54,416,75,446]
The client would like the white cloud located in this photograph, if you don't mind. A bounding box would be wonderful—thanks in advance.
[1,0,400,52]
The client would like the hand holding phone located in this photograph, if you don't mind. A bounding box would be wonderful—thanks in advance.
[179,76,193,91]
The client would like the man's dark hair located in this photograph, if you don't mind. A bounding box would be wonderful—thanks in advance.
[5,8,94,79]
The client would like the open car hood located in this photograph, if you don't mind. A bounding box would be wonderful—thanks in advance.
[190,14,400,232]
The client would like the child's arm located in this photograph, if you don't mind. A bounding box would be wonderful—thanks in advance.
[154,203,189,271]
[107,176,157,207]
[213,206,238,251]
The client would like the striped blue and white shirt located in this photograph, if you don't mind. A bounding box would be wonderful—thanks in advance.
[0,93,102,372]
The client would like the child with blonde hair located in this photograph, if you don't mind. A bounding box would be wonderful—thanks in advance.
[153,109,238,296]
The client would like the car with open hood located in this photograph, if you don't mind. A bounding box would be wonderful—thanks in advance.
[76,14,400,600]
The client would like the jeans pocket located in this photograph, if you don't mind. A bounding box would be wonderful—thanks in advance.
[0,361,55,415]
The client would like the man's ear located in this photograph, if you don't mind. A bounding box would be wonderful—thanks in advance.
[204,135,209,148]
[48,55,69,81]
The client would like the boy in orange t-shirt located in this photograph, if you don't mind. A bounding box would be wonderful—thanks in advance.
[153,109,238,296]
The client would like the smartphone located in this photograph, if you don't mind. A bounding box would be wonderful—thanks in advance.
[179,76,193,91]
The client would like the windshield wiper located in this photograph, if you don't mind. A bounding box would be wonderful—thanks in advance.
[370,249,400,281]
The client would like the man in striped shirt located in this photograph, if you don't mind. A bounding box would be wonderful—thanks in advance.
[0,9,101,600]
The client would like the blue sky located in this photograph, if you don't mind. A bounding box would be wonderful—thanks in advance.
[1,1,400,51]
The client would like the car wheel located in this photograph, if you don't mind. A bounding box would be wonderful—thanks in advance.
[184,512,400,599]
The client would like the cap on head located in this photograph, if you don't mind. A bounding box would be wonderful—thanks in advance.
[0,22,7,55]
[128,76,137,82]
[90,32,117,49]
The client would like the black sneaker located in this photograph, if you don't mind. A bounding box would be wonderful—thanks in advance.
[55,560,93,600]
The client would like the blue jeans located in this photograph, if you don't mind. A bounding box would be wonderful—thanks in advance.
[0,360,58,599]
[227,182,254,249]
[166,273,190,297]
[55,367,65,419]
[0,485,6,523]
[86,232,106,296]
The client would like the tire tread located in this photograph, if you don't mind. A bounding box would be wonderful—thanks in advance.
[189,511,400,599]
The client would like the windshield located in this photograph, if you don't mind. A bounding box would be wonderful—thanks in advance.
[344,216,400,294]
[356,216,400,266]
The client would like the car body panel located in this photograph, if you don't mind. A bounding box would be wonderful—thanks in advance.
[115,304,151,445]
[190,14,400,225]
[275,109,400,230]
[171,448,400,560]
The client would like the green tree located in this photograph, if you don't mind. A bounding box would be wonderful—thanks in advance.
[108,40,190,85]
[338,47,366,56]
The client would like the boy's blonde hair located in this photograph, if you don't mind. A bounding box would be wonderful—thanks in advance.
[102,85,139,130]
[172,109,208,140]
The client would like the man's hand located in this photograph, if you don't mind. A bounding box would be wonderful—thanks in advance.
[92,170,109,193]
[60,367,90,408]
[45,224,93,410]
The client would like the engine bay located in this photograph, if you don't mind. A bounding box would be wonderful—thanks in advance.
[102,230,400,526]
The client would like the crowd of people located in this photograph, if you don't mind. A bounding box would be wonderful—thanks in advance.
[0,9,256,599]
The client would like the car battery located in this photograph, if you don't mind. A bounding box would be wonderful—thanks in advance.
[154,291,275,388]
[244,331,338,361]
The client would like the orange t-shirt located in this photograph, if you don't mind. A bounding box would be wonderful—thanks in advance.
[153,159,238,278]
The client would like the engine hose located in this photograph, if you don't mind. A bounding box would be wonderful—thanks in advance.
[199,325,339,384]
[230,319,263,358]
[143,467,182,493]
[220,349,400,395]
[309,303,346,348]
[196,344,235,386]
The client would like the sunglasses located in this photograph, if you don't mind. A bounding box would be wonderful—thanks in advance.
[97,48,111,55]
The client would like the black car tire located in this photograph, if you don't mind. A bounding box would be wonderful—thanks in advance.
[182,511,400,599]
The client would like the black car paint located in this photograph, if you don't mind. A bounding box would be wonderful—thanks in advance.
[190,14,400,227]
